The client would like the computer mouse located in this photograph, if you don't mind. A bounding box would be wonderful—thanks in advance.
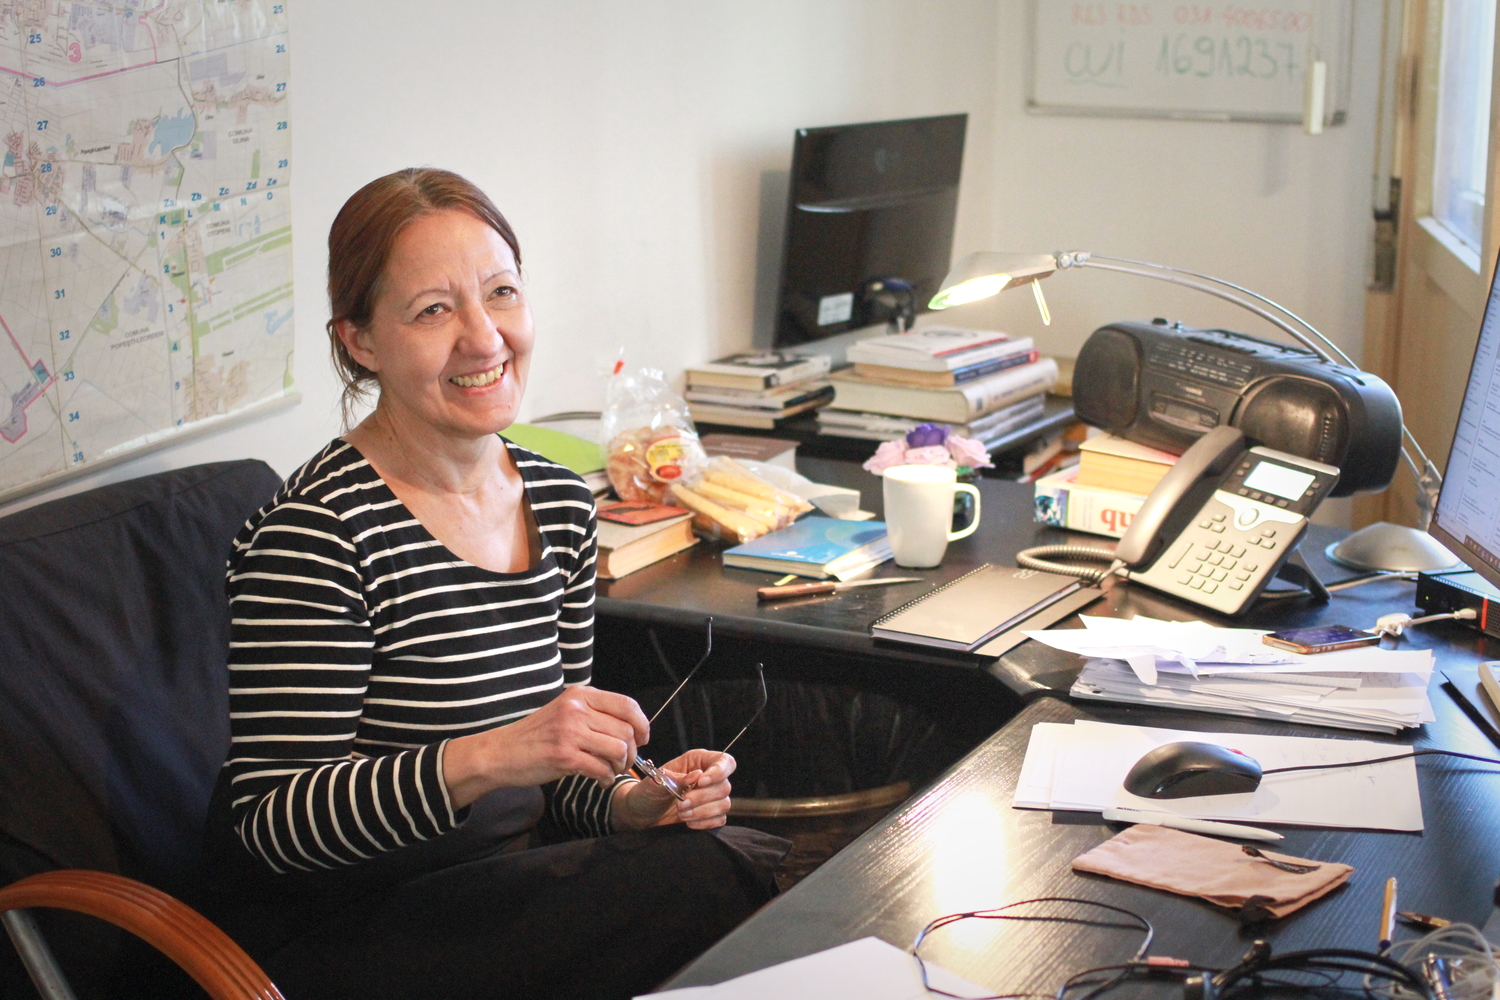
[1123,741,1263,799]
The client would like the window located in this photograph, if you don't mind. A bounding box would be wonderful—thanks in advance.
[1433,0,1497,251]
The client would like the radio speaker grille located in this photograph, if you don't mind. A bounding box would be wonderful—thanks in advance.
[1074,327,1141,429]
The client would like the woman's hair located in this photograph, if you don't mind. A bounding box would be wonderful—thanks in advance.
[325,167,522,427]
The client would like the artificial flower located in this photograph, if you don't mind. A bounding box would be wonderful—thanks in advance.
[946,434,994,469]
[903,445,955,467]
[905,422,949,448]
[863,440,910,475]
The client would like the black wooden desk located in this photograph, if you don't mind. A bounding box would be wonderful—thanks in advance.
[597,457,1430,703]
[594,458,1500,994]
[664,686,1500,993]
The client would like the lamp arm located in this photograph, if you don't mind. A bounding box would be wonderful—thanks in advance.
[1067,258,1338,363]
[1086,253,1358,369]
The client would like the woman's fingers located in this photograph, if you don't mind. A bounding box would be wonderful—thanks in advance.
[580,687,650,747]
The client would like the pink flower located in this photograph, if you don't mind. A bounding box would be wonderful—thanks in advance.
[862,440,910,475]
[904,445,956,468]
[946,435,993,469]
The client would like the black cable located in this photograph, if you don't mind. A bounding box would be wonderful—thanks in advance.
[910,897,1154,1000]
[1262,747,1500,776]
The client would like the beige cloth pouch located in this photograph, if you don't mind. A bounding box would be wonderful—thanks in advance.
[1071,824,1354,922]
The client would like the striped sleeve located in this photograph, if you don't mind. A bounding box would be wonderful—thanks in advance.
[518,460,636,836]
[224,500,462,873]
[556,504,596,687]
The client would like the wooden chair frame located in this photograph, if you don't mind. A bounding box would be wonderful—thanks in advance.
[0,870,283,1000]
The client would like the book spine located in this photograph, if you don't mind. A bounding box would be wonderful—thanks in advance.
[952,349,1039,384]
[1033,474,1145,539]
[848,336,1034,371]
[968,395,1047,436]
[959,358,1059,417]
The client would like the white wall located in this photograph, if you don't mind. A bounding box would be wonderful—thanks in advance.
[1,1,1382,519]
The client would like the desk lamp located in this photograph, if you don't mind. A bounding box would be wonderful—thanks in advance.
[930,250,1457,573]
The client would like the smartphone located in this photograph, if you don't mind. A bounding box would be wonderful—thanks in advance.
[1262,624,1382,654]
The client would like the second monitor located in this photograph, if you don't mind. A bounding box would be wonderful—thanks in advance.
[773,113,967,349]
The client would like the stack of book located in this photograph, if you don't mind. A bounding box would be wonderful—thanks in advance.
[818,328,1057,447]
[685,351,833,429]
[1033,433,1177,538]
[595,502,699,580]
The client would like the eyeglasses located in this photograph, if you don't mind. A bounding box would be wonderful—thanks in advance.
[632,617,768,801]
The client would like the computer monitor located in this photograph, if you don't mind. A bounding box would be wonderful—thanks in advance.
[1430,251,1500,590]
[772,114,967,349]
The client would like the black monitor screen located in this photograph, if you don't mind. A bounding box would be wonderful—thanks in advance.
[1431,251,1500,589]
[773,114,966,348]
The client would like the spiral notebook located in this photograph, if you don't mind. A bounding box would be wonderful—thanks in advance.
[871,563,1085,652]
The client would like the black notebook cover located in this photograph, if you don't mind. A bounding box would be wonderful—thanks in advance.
[870,563,1083,652]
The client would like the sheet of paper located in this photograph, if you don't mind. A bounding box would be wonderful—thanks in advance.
[1014,723,1070,809]
[1027,615,1435,684]
[1074,658,1434,731]
[1040,721,1423,831]
[644,936,990,1000]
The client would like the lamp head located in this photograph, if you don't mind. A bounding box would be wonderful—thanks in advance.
[929,252,1061,310]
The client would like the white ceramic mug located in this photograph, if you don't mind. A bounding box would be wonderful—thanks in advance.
[881,465,982,568]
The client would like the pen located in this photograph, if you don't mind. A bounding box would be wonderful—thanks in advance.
[1101,807,1284,842]
[1439,677,1500,753]
[1378,877,1398,953]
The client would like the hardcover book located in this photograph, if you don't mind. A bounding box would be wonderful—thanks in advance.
[846,328,1017,371]
[830,359,1058,422]
[1033,466,1147,539]
[685,351,832,390]
[722,517,892,580]
[852,346,1038,387]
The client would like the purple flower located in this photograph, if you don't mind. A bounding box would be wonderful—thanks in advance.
[946,435,993,469]
[905,422,950,448]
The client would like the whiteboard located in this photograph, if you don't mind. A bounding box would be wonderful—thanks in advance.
[1028,1,1353,123]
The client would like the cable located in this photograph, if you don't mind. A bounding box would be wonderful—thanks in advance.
[1015,545,1123,585]
[1325,571,1421,592]
[1373,609,1477,637]
[909,897,1154,1000]
[1262,748,1500,777]
[1376,923,1497,1000]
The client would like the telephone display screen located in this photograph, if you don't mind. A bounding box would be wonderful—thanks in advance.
[1243,462,1315,501]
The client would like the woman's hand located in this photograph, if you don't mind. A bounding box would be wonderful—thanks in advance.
[612,750,736,832]
[442,686,649,809]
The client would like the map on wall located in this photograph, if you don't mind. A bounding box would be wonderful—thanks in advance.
[0,1,293,501]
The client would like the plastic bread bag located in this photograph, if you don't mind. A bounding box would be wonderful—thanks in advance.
[667,457,816,543]
[701,457,813,523]
[667,483,767,544]
[601,363,706,504]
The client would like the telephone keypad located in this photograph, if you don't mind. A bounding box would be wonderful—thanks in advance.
[1132,491,1309,615]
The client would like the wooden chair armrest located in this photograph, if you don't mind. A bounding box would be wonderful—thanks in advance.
[0,870,283,1000]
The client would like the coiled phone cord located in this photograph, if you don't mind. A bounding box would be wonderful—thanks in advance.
[1016,544,1126,585]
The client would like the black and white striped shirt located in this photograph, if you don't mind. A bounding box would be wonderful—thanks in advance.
[222,438,623,874]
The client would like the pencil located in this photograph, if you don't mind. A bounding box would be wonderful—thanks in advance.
[1378,877,1398,953]
[1439,677,1500,753]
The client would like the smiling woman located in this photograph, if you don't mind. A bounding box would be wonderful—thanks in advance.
[196,168,788,1000]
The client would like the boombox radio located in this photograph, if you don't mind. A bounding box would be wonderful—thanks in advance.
[1071,319,1402,496]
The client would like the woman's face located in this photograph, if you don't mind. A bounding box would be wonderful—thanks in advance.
[339,208,533,441]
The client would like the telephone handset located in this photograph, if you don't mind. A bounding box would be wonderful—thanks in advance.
[1116,426,1246,569]
[1121,429,1340,616]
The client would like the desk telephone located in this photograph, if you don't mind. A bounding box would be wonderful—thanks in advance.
[1022,426,1339,616]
